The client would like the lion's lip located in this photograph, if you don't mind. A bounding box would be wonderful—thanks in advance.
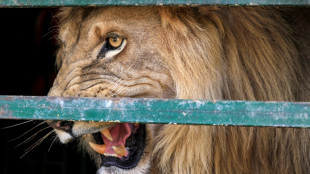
[92,124,146,169]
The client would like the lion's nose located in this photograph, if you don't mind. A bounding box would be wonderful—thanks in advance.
[47,120,74,132]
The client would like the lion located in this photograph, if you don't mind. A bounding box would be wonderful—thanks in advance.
[47,6,310,174]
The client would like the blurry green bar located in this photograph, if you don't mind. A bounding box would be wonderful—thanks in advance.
[0,96,310,128]
[0,0,309,7]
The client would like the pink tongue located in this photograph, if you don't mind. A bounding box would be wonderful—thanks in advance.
[101,123,132,156]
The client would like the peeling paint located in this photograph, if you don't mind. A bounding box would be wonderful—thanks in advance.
[0,96,310,128]
[105,100,112,108]
[0,104,8,115]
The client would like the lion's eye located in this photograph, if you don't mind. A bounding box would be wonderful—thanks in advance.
[108,36,123,48]
[97,34,126,59]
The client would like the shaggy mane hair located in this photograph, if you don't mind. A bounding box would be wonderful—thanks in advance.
[152,7,310,174]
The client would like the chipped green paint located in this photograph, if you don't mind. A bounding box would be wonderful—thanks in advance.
[0,0,309,7]
[0,96,310,128]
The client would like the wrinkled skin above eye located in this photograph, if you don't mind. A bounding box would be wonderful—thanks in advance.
[49,7,175,100]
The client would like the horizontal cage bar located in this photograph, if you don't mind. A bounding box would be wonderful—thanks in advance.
[0,0,309,7]
[0,96,310,128]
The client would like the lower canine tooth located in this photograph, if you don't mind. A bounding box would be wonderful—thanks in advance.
[112,145,127,157]
[89,142,106,155]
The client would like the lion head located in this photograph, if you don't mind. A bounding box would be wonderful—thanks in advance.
[47,6,310,174]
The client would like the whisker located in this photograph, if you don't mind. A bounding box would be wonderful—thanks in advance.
[20,131,53,159]
[114,84,126,97]
[108,57,138,97]
[48,135,58,152]
[1,120,34,129]
[15,133,37,148]
[109,78,125,97]
[15,126,51,148]
[113,64,139,97]
[43,27,58,39]
[9,121,48,142]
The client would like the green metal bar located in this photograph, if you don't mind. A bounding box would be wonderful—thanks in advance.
[0,95,310,128]
[0,0,309,7]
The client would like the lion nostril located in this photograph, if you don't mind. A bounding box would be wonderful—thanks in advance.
[58,121,74,131]
[59,121,73,127]
[48,120,74,131]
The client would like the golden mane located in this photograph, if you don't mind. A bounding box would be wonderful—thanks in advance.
[152,7,310,174]
[50,6,310,174]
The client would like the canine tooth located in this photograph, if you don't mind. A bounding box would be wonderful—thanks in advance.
[112,145,127,157]
[101,129,113,141]
[89,142,106,155]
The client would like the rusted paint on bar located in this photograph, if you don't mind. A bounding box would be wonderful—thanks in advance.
[0,96,310,128]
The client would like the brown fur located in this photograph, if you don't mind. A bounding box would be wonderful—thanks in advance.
[50,6,310,174]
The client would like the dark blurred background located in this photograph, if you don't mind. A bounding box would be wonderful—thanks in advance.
[0,8,96,174]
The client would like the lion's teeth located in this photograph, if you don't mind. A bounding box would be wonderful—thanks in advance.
[101,129,113,141]
[112,145,127,157]
[89,142,106,155]
[103,153,117,157]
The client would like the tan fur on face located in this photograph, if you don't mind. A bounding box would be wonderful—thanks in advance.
[50,6,310,174]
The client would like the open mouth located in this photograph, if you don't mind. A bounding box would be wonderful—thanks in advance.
[91,123,146,169]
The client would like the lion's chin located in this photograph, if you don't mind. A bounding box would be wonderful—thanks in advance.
[96,162,151,174]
